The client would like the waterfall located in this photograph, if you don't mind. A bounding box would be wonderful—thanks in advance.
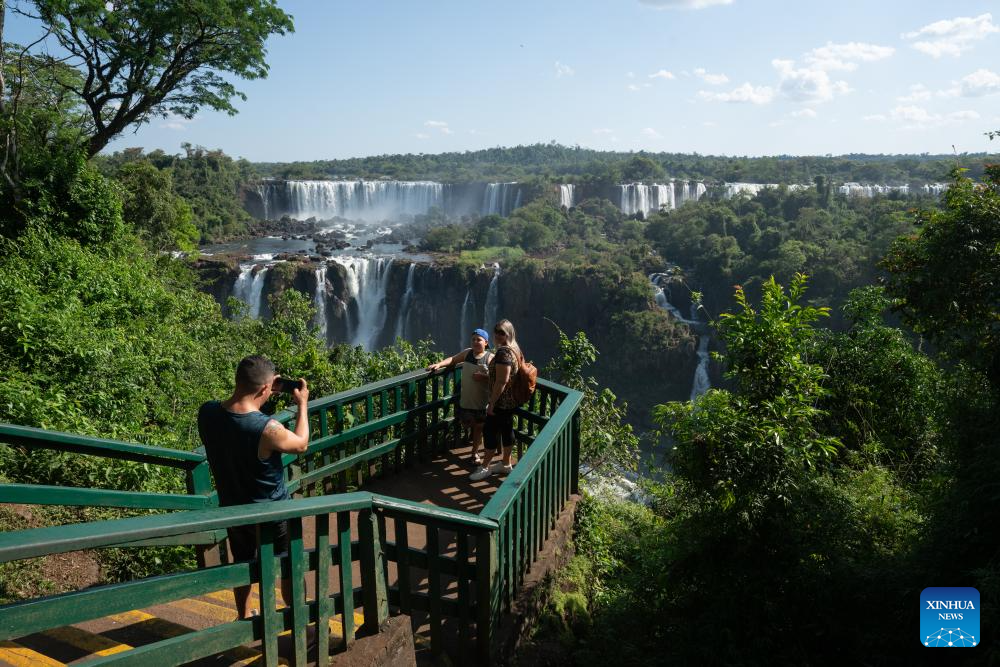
[330,256,394,350]
[650,273,711,401]
[650,273,697,325]
[558,184,576,208]
[838,182,909,197]
[676,181,707,206]
[690,335,711,401]
[483,264,500,328]
[247,267,269,319]
[482,183,522,217]
[619,183,675,216]
[314,264,328,344]
[232,265,254,314]
[394,263,416,342]
[256,180,445,221]
[459,289,476,349]
[232,264,269,319]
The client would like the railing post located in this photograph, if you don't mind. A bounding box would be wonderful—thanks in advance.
[358,507,388,636]
[259,522,281,666]
[186,455,221,568]
[570,409,581,495]
[476,530,498,666]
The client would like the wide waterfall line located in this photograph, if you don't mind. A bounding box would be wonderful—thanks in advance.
[394,263,417,342]
[482,183,522,217]
[619,181,707,216]
[838,182,909,197]
[232,265,269,319]
[459,289,476,349]
[558,184,576,208]
[257,180,445,221]
[483,264,500,328]
[314,265,328,344]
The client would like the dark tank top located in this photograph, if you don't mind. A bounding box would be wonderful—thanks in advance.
[197,400,289,505]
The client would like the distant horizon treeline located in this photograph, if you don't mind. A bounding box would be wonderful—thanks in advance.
[245,142,999,184]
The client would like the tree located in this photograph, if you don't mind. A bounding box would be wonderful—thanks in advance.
[20,0,294,157]
[621,155,665,182]
[882,167,1000,391]
[116,160,198,250]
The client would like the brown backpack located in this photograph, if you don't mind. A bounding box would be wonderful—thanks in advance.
[510,352,538,405]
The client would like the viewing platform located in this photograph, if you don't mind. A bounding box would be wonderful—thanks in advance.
[0,369,582,666]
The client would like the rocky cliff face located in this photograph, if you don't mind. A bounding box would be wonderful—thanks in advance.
[193,256,703,422]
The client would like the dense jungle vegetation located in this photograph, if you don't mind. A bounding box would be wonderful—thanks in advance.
[1,3,998,666]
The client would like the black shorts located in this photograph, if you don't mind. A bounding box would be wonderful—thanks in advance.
[458,407,487,425]
[227,520,290,562]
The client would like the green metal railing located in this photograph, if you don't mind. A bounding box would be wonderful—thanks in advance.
[0,369,582,665]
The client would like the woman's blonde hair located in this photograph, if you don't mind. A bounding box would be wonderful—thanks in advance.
[494,319,522,360]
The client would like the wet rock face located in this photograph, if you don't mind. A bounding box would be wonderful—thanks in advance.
[195,257,700,420]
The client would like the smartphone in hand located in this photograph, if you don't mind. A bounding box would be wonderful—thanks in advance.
[273,377,304,393]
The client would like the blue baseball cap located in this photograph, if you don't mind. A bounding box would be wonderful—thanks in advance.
[472,328,490,343]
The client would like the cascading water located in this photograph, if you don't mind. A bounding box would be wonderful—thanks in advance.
[256,180,445,221]
[330,256,394,350]
[482,183,522,217]
[394,263,417,342]
[838,182,909,197]
[483,264,500,328]
[459,289,476,349]
[690,336,711,401]
[650,273,710,400]
[314,265,329,344]
[231,265,254,314]
[558,184,576,208]
[619,183,674,216]
[247,267,269,319]
[232,265,270,319]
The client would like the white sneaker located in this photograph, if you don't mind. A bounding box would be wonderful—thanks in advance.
[470,466,493,481]
[490,461,513,475]
[472,453,483,465]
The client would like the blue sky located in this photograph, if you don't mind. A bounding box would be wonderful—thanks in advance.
[10,0,1000,160]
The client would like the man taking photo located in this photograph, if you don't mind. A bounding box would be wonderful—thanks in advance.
[197,355,309,619]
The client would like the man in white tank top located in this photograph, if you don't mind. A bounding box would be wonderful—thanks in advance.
[426,328,493,464]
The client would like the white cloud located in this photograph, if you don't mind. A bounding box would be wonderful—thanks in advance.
[592,128,615,135]
[768,120,786,128]
[772,58,850,103]
[424,120,452,135]
[159,113,193,131]
[698,82,775,104]
[627,84,641,92]
[958,68,1000,96]
[414,133,430,139]
[791,108,817,118]
[702,121,717,127]
[640,0,733,8]
[555,61,575,77]
[889,105,980,129]
[649,69,676,80]
[863,114,887,122]
[694,68,729,85]
[626,71,636,78]
[903,13,999,58]
[897,83,932,102]
[641,127,663,139]
[804,42,895,71]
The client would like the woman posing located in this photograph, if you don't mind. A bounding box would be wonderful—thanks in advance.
[470,319,521,481]
[426,328,493,464]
